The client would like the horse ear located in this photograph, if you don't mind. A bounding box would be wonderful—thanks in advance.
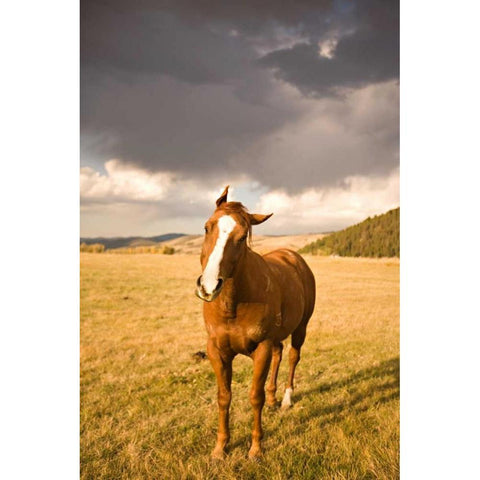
[249,213,273,225]
[216,185,229,207]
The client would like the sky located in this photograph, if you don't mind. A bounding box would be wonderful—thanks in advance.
[80,0,399,237]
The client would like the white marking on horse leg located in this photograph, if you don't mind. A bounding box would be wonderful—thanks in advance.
[281,387,293,408]
[202,215,236,294]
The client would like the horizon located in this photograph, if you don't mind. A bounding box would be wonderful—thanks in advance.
[80,205,399,240]
[80,231,328,240]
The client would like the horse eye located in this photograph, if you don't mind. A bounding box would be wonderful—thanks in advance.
[239,235,247,242]
[204,226,208,233]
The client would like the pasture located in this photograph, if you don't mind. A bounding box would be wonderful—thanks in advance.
[80,253,399,479]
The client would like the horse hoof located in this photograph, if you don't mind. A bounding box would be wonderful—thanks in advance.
[211,449,226,461]
[266,400,279,410]
[248,450,263,462]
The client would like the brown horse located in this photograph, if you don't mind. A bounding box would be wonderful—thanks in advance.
[195,186,316,459]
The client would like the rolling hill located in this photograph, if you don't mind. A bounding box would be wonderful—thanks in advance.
[157,233,326,255]
[79,233,185,250]
[81,207,400,258]
[299,208,400,258]
[80,232,326,255]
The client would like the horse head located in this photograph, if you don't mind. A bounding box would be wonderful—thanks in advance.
[195,185,272,302]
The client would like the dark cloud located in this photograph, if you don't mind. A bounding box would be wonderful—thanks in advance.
[83,0,333,35]
[81,71,303,178]
[81,0,399,194]
[81,2,254,84]
[257,0,399,96]
[82,0,398,91]
[258,32,398,97]
[241,80,399,190]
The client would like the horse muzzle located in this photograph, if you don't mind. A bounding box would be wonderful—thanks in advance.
[195,276,224,302]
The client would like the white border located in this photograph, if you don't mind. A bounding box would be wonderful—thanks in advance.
[0,1,79,478]
[401,1,480,477]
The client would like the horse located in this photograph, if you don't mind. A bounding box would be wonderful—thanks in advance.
[195,186,316,459]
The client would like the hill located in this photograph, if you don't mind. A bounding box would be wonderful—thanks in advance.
[299,208,400,258]
[80,232,328,255]
[156,233,326,255]
[79,233,185,250]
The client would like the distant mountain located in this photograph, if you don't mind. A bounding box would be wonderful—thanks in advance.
[299,208,400,258]
[80,233,186,250]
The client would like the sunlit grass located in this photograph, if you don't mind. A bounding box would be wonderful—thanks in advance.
[81,253,399,479]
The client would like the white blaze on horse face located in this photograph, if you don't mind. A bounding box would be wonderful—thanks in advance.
[202,215,236,294]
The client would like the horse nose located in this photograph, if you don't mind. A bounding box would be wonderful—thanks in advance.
[196,275,206,295]
[195,275,224,302]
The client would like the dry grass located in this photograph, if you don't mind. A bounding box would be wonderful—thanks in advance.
[81,253,399,479]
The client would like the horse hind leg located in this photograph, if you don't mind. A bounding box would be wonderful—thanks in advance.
[266,342,283,407]
[281,324,307,409]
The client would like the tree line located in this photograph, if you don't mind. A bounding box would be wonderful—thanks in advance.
[80,243,175,255]
[299,207,399,258]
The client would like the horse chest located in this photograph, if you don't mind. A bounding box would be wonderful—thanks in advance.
[208,316,270,355]
[243,322,269,343]
[206,301,276,354]
[228,321,269,354]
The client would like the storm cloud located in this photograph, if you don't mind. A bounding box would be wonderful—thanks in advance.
[81,0,399,235]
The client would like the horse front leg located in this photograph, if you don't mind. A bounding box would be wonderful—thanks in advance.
[249,339,273,459]
[207,338,233,459]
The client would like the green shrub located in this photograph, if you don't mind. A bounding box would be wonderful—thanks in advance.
[80,243,105,253]
[162,246,175,255]
[100,245,175,254]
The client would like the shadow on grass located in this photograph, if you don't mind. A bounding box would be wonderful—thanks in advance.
[228,357,399,452]
[266,356,399,439]
[298,356,399,402]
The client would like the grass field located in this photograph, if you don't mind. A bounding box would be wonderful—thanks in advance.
[80,253,399,479]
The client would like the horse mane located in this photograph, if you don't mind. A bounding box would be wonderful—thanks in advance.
[217,202,253,244]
